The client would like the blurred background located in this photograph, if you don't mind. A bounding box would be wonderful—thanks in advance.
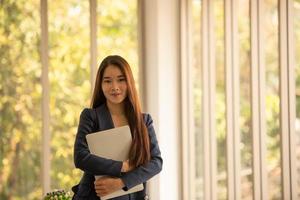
[0,0,300,199]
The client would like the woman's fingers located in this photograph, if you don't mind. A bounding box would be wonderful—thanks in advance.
[94,177,116,197]
[94,176,124,197]
[95,185,108,197]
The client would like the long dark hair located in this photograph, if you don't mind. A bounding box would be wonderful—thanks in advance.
[91,55,150,167]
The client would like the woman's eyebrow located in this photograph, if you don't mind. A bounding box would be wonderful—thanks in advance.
[103,75,124,79]
[103,76,112,79]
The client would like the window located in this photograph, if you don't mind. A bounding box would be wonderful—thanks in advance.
[48,0,90,190]
[0,0,138,198]
[186,0,300,198]
[0,1,42,199]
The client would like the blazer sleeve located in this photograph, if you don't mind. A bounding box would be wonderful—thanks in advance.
[121,114,163,190]
[73,108,123,177]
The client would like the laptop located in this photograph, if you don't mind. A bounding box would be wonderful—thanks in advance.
[86,125,144,200]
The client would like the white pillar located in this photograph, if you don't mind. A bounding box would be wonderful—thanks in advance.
[141,0,181,199]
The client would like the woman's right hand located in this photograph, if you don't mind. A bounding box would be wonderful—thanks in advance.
[121,160,133,172]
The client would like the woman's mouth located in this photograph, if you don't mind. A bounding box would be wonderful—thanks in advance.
[111,93,120,97]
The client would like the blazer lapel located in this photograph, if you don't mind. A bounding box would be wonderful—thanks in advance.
[95,103,115,131]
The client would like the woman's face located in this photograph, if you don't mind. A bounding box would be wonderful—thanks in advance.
[101,65,128,105]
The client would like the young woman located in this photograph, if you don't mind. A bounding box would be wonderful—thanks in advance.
[73,55,163,200]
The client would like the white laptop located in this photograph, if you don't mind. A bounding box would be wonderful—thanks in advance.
[86,125,144,200]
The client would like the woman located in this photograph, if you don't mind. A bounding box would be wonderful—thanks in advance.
[73,55,163,200]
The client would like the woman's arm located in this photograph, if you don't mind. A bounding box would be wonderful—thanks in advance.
[120,114,163,190]
[73,108,123,176]
[94,177,125,198]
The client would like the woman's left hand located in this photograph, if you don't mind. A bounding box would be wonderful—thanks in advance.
[94,176,125,197]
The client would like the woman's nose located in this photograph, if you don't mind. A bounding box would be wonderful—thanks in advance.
[111,81,120,91]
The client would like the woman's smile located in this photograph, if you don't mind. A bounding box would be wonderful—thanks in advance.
[101,65,128,105]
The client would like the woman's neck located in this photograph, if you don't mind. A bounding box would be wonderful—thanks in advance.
[106,101,125,116]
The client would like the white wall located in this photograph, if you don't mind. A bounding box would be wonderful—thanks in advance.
[142,0,181,199]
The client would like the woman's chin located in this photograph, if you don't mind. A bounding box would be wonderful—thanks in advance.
[107,99,124,105]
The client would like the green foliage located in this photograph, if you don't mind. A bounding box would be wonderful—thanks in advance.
[0,0,42,199]
[47,0,90,190]
[43,189,71,200]
[97,0,138,82]
[1,0,138,199]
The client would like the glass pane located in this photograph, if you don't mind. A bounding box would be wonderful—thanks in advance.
[48,0,90,190]
[192,0,203,199]
[214,0,227,199]
[294,0,300,198]
[97,0,139,85]
[0,1,42,199]
[238,0,253,199]
[263,0,281,198]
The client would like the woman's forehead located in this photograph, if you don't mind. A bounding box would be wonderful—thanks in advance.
[103,65,124,77]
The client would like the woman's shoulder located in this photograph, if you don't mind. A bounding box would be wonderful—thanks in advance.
[78,108,95,123]
[142,113,153,127]
[80,104,106,117]
[80,107,94,115]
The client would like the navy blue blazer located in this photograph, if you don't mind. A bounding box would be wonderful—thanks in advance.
[73,103,163,200]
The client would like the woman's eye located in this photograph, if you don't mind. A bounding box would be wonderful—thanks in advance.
[103,80,111,83]
[118,78,126,82]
